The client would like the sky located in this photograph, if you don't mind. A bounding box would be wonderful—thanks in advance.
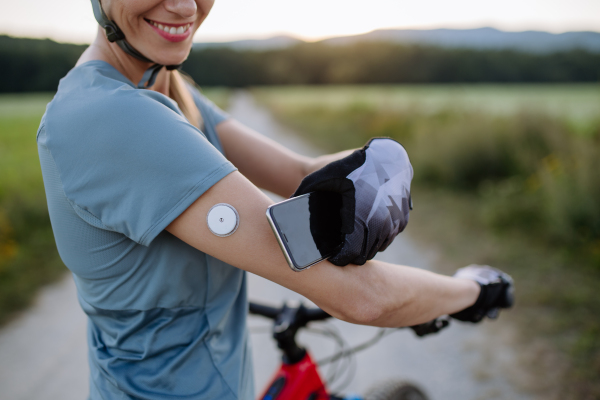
[2,0,600,44]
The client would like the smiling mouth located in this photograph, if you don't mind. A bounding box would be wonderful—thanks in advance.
[145,19,192,35]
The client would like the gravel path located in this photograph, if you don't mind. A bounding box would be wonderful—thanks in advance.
[0,90,533,400]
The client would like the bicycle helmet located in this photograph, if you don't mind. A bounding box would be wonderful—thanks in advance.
[90,0,182,88]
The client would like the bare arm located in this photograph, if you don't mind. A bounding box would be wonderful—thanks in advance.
[217,119,353,198]
[166,171,479,327]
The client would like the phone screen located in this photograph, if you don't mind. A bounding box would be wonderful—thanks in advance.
[268,192,344,271]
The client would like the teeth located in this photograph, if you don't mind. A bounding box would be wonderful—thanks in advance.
[150,21,190,35]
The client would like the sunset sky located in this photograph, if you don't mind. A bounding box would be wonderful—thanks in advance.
[2,0,600,44]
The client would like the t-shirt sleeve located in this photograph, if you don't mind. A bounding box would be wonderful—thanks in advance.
[43,88,237,246]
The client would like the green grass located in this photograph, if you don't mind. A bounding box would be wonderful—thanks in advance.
[0,89,231,325]
[0,93,55,118]
[252,84,600,117]
[252,84,600,398]
[0,94,62,324]
[253,84,600,135]
[199,87,232,110]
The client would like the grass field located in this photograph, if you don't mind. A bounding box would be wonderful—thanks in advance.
[253,84,600,398]
[252,84,600,116]
[0,89,230,325]
[254,84,600,135]
[0,93,63,326]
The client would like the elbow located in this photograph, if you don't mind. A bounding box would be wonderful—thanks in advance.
[334,292,390,326]
[348,302,386,326]
[333,282,413,327]
[313,262,414,327]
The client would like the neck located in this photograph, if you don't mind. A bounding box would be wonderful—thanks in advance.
[77,27,170,96]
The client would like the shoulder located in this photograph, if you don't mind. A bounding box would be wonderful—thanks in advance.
[46,61,184,134]
[40,61,196,154]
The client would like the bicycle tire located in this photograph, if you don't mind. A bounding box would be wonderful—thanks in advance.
[365,380,429,400]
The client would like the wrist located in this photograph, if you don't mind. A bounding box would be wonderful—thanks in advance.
[457,278,482,311]
[449,278,484,322]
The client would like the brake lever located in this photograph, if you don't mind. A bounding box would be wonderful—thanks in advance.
[410,316,451,337]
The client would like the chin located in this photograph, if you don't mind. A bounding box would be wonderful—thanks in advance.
[137,39,192,66]
[149,50,191,66]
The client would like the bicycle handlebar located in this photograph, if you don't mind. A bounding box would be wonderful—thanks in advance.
[249,301,331,322]
[248,302,280,319]
[249,301,331,363]
[249,300,451,338]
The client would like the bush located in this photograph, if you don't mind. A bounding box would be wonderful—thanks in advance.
[261,97,600,259]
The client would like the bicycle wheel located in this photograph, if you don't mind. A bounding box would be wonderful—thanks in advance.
[365,380,429,400]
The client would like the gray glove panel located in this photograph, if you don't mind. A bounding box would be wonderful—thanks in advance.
[336,138,413,264]
[293,138,413,266]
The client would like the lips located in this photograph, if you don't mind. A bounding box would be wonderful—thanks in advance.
[145,19,193,43]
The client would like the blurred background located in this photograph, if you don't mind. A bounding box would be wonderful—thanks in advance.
[0,0,599,399]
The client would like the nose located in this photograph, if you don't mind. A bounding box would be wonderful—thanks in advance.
[163,0,197,18]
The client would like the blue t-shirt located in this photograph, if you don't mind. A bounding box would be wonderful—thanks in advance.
[37,61,254,399]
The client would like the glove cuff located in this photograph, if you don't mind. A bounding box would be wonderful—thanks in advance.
[450,282,486,323]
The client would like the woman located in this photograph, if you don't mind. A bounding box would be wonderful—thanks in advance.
[36,0,513,398]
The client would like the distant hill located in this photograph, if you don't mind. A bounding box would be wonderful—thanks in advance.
[195,27,600,53]
[193,35,302,51]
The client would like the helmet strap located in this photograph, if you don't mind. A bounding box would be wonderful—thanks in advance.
[137,64,163,89]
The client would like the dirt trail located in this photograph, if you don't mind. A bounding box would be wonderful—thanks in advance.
[0,90,533,400]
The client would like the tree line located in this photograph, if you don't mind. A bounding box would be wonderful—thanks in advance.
[1,35,599,92]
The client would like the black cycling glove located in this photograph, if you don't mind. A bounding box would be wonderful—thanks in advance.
[450,265,515,323]
[293,138,413,266]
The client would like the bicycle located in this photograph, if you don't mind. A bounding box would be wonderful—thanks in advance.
[249,300,452,400]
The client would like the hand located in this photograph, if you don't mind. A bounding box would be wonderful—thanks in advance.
[293,138,413,266]
[450,265,515,323]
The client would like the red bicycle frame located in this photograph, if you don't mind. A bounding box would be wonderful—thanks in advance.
[249,301,448,400]
[258,351,329,400]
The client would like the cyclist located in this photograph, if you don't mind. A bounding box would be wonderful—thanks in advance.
[36,0,513,399]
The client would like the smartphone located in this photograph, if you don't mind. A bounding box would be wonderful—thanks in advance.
[266,192,344,272]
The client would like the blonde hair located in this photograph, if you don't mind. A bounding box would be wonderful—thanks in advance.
[169,70,204,130]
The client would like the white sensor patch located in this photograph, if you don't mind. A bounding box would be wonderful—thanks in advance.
[207,204,239,237]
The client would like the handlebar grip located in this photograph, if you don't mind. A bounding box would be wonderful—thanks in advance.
[249,302,279,319]
[410,316,451,337]
[304,307,330,321]
[249,301,332,322]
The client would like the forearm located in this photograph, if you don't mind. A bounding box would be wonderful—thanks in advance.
[167,172,479,328]
[217,119,356,198]
[343,261,480,326]
[217,119,310,197]
[304,149,355,175]
[274,257,478,327]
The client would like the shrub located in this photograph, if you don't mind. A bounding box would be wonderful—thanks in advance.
[263,98,600,257]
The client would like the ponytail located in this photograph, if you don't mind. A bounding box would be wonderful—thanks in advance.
[169,70,204,130]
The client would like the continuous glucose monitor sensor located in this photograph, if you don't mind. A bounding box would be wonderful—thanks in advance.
[207,204,239,237]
